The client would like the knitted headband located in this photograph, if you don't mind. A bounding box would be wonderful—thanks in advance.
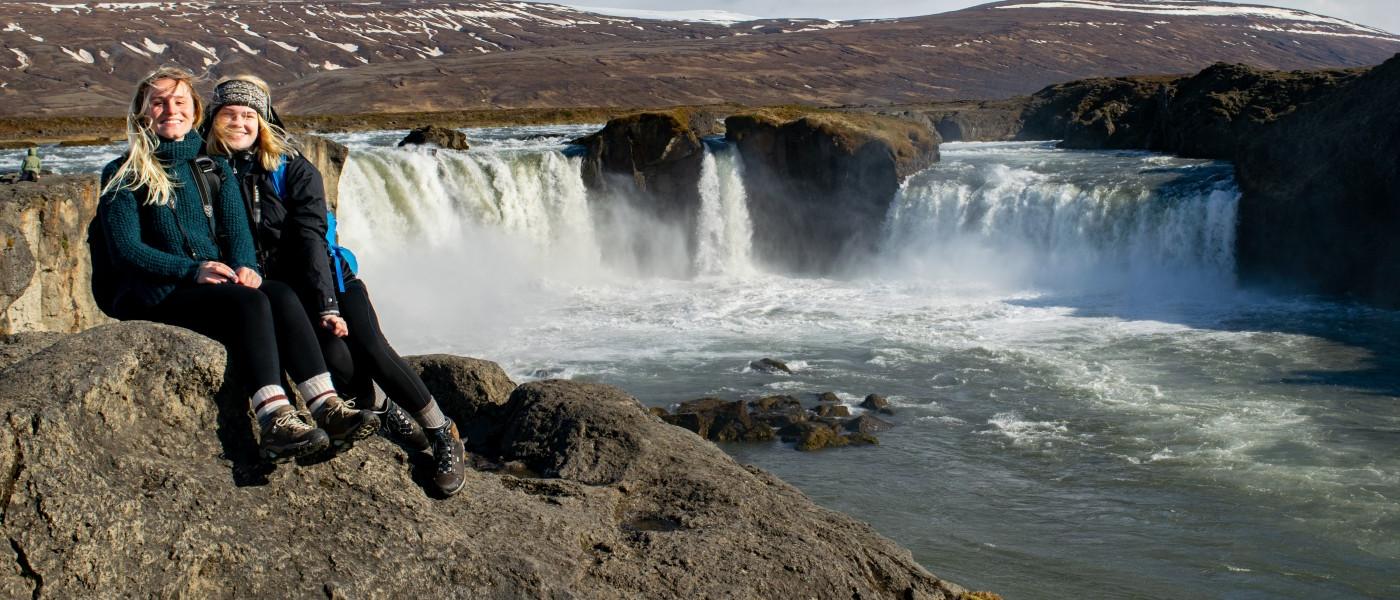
[210,79,272,123]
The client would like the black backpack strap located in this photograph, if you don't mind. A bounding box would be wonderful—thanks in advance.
[189,156,220,241]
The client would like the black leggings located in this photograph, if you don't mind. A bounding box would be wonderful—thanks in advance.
[144,280,328,396]
[315,278,433,413]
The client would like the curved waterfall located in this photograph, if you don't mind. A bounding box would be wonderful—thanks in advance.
[335,139,1240,294]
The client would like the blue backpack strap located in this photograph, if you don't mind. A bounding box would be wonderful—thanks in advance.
[325,211,358,293]
[270,155,288,198]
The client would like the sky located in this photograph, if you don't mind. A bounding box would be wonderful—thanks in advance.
[565,1,1399,34]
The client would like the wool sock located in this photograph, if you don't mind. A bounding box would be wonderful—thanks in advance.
[297,372,338,415]
[364,382,387,412]
[252,385,291,425]
[413,397,448,431]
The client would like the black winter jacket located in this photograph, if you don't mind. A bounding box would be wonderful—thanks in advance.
[228,151,340,315]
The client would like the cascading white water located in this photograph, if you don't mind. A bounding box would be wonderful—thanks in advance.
[880,142,1240,294]
[694,145,755,276]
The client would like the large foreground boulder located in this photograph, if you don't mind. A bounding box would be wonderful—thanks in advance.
[0,322,972,598]
[726,110,939,273]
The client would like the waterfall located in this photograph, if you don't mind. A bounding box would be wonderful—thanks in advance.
[332,137,1239,301]
[694,145,755,276]
[880,144,1240,292]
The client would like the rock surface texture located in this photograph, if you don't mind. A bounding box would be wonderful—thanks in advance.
[726,110,939,273]
[294,133,350,213]
[0,322,973,598]
[0,176,107,335]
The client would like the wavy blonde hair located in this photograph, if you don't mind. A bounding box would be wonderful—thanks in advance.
[100,66,204,207]
[204,74,296,172]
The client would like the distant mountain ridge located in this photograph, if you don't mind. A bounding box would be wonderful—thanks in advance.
[0,0,1396,116]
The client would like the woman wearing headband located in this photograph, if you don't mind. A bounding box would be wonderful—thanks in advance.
[98,67,380,462]
[202,75,467,496]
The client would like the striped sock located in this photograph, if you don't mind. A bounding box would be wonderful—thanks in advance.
[297,373,338,415]
[413,397,448,430]
[252,385,291,425]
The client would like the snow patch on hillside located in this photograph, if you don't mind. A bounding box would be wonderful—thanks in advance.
[564,5,760,24]
[996,1,1394,37]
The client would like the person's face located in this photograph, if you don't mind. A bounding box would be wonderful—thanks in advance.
[214,105,260,152]
[146,78,195,141]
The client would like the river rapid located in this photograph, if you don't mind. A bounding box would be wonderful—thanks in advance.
[27,129,1400,598]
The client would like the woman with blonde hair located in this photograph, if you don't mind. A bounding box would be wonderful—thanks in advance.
[202,75,468,496]
[97,66,379,461]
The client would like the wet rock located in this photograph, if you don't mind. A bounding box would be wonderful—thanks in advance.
[663,397,773,442]
[750,395,807,430]
[0,322,969,598]
[397,125,471,150]
[845,415,894,435]
[574,111,706,267]
[816,391,841,404]
[861,393,895,415]
[726,109,938,273]
[749,357,791,374]
[815,403,851,418]
[844,432,880,446]
[796,425,849,452]
[750,394,801,412]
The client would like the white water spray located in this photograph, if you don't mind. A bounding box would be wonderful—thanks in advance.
[694,146,756,276]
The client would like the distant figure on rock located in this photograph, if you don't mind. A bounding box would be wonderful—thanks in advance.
[19,147,41,181]
[201,75,467,496]
[93,66,378,463]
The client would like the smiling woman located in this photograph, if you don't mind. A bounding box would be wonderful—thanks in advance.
[94,66,380,463]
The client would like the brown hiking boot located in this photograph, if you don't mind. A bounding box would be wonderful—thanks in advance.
[314,396,380,448]
[260,406,330,462]
[427,418,466,496]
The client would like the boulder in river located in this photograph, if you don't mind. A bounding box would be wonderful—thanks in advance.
[749,357,791,374]
[397,124,471,150]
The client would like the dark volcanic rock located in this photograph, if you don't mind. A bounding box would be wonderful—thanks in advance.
[749,357,792,374]
[816,403,851,418]
[861,394,895,415]
[846,415,895,435]
[575,111,706,271]
[1233,55,1400,304]
[726,110,939,273]
[0,322,967,598]
[1020,75,1177,149]
[663,396,774,442]
[406,354,516,448]
[397,125,471,150]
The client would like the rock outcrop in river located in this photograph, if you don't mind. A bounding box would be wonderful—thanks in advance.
[725,110,940,273]
[0,322,973,598]
[0,177,107,335]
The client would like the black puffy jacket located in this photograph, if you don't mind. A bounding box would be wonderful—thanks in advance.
[228,150,341,315]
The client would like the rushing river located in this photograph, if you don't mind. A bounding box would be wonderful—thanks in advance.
[32,129,1400,598]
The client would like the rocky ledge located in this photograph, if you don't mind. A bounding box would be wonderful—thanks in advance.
[1014,53,1400,305]
[0,322,981,598]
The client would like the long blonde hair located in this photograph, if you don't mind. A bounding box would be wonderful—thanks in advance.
[100,66,204,207]
[204,74,296,172]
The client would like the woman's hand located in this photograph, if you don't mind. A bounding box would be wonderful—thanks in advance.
[234,266,262,289]
[195,261,236,284]
[321,314,348,338]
